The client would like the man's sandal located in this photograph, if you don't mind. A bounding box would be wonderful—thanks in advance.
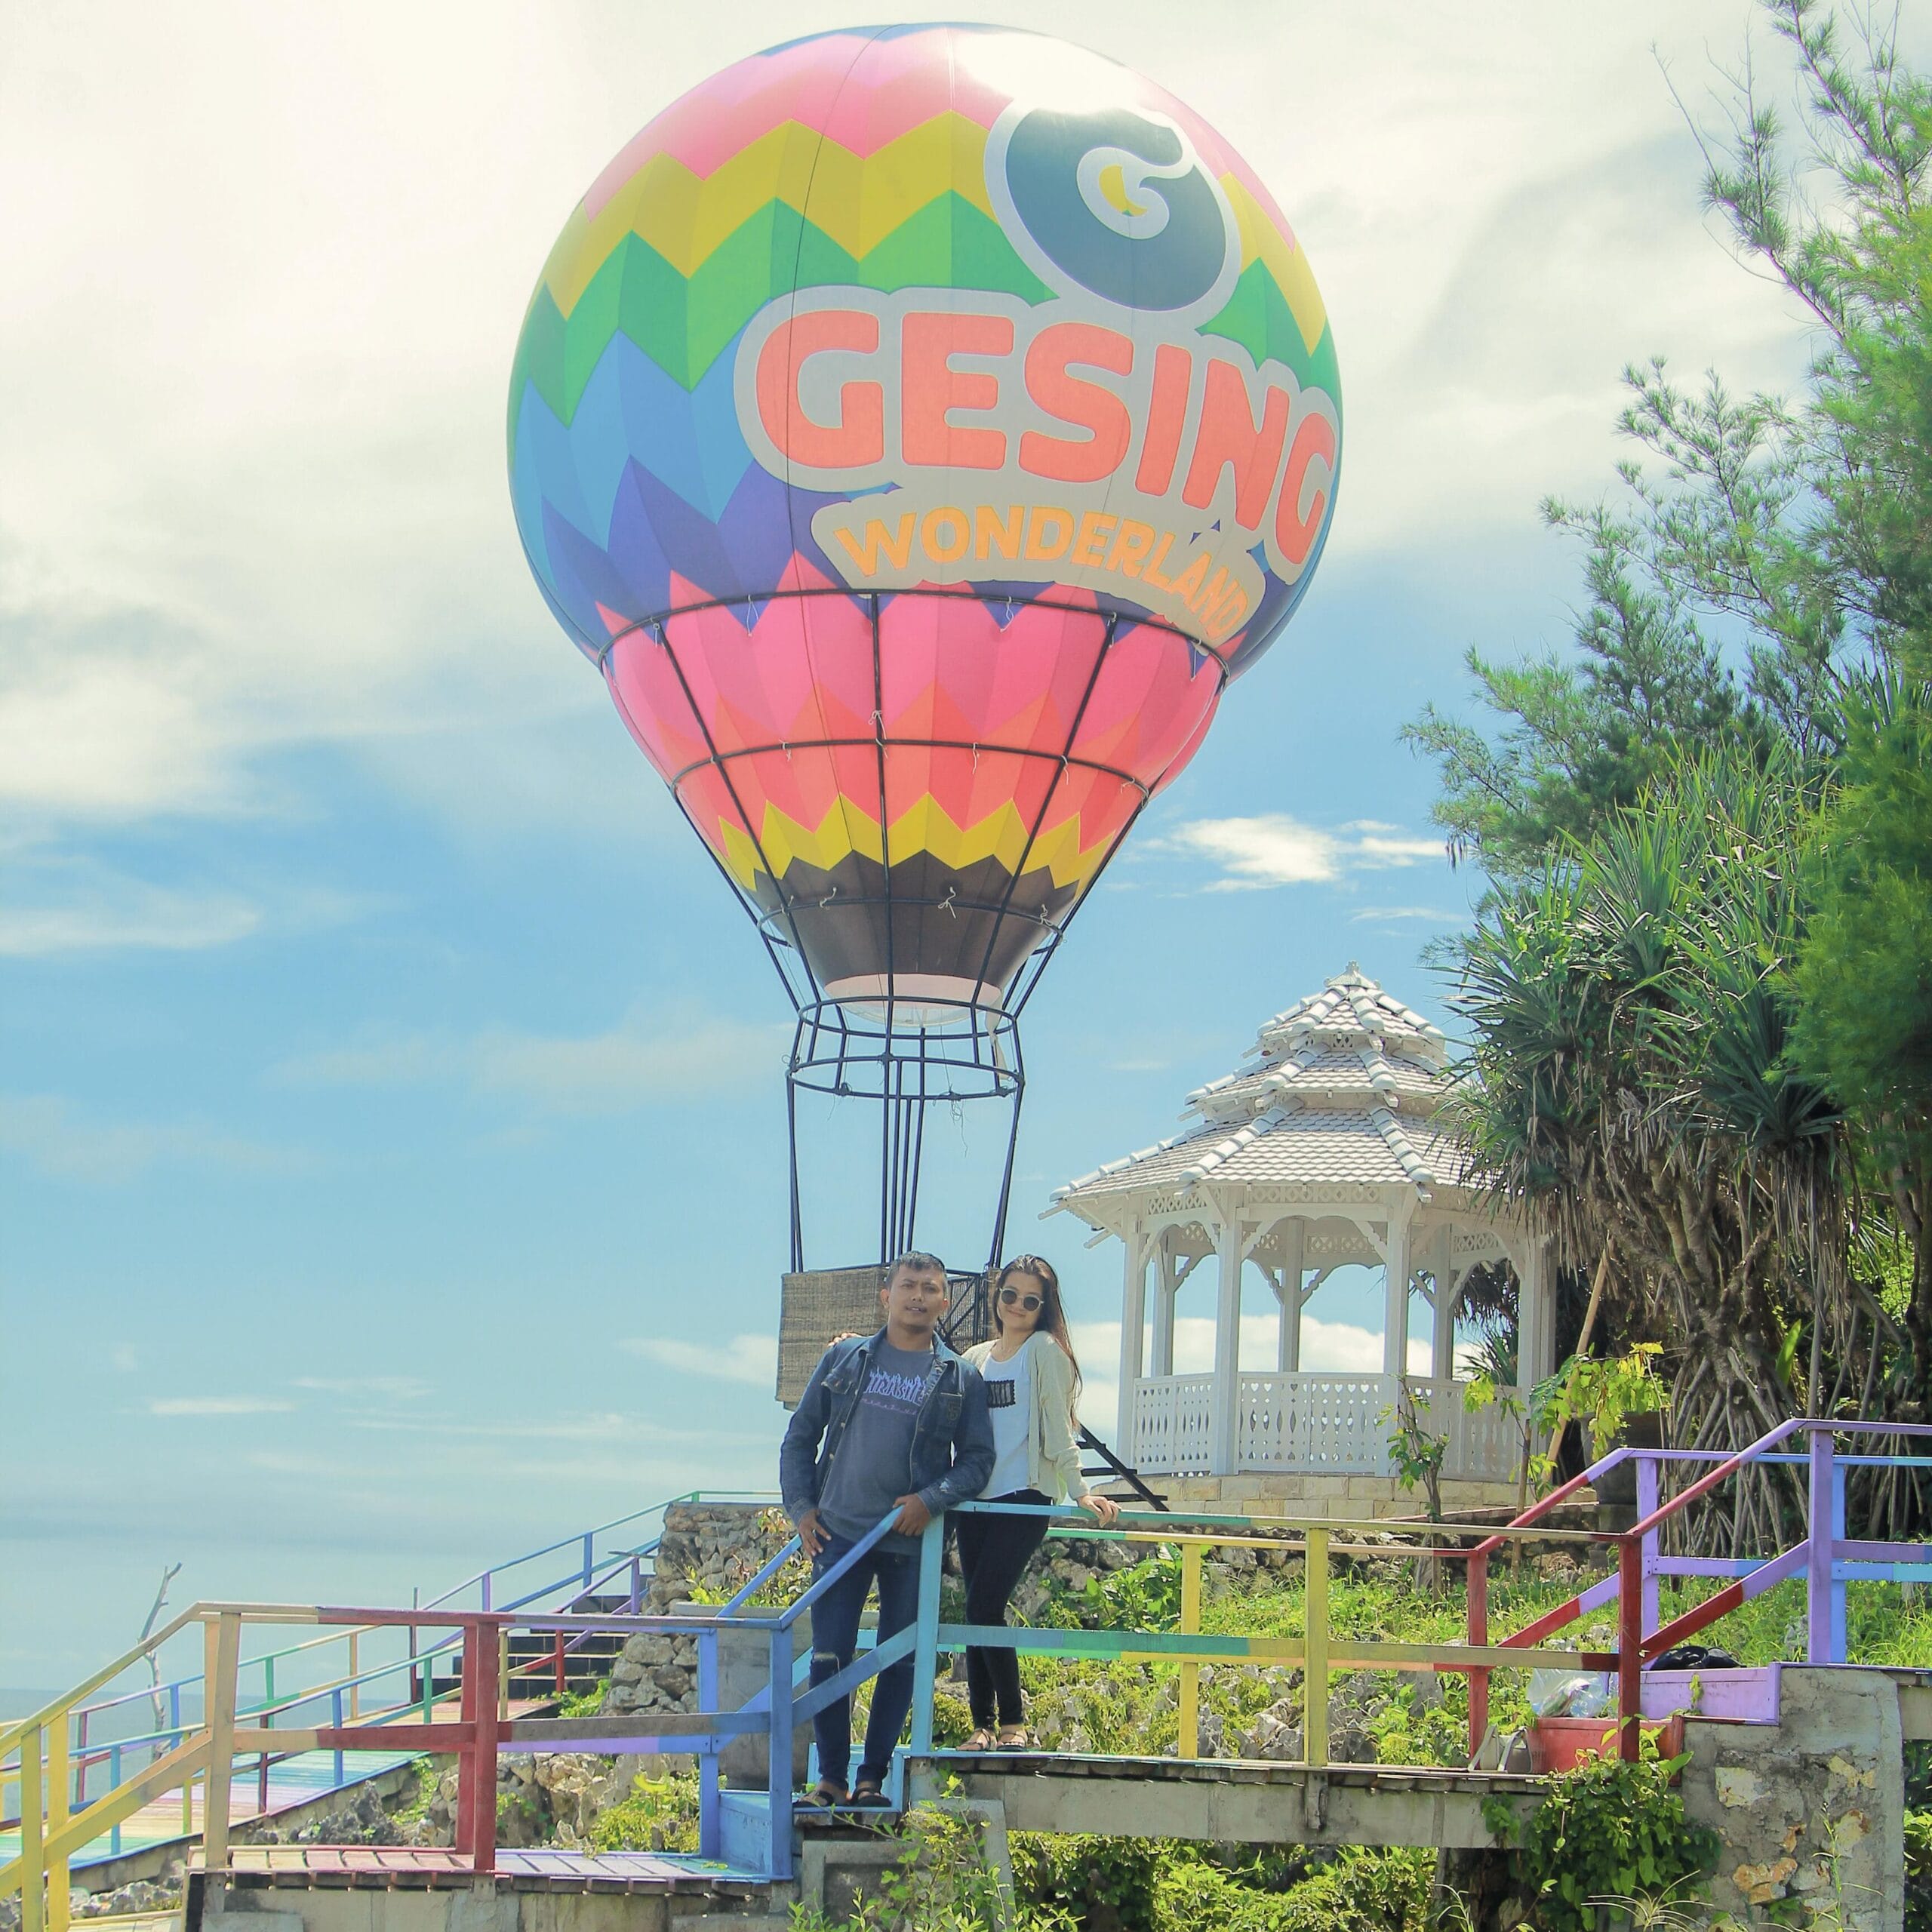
[961,1728,996,1752]
[995,1725,1030,1751]
[796,1780,849,1811]
[848,1781,893,1809]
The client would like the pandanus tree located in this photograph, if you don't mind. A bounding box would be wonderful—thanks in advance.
[1451,744,1875,1551]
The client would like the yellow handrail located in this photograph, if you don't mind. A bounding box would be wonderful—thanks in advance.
[0,1609,204,1761]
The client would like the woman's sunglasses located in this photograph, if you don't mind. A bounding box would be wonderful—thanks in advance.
[998,1286,1043,1313]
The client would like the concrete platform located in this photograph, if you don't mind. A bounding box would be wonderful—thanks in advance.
[908,1749,1549,1850]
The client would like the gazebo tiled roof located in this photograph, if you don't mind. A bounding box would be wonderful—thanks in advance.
[1053,964,1483,1208]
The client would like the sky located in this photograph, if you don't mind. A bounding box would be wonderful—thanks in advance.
[0,0,1855,1690]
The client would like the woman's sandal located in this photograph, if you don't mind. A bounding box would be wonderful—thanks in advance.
[847,1780,893,1810]
[795,1779,849,1811]
[961,1728,996,1752]
[994,1725,1030,1751]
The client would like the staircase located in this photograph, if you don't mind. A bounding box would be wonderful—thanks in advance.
[501,1587,637,1698]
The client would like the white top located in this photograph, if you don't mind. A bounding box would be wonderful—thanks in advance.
[980,1343,1034,1499]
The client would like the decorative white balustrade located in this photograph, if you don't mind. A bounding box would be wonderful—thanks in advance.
[1128,1372,1522,1484]
[1126,1374,1217,1475]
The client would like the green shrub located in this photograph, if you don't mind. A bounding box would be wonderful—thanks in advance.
[1152,1847,1432,1932]
[1011,1832,1164,1931]
[589,1771,700,1852]
[1487,1741,1719,1932]
[1906,1809,1932,1932]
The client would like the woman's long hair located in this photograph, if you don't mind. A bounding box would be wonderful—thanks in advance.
[992,1254,1081,1404]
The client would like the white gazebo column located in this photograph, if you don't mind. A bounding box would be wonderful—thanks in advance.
[1278,1218,1306,1374]
[1209,1212,1244,1474]
[1382,1202,1415,1383]
[1517,1239,1550,1401]
[1117,1229,1149,1453]
[1429,1225,1458,1383]
[1150,1241,1177,1377]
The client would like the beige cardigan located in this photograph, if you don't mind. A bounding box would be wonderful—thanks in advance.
[963,1331,1091,1503]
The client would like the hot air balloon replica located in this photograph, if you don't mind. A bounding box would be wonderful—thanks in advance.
[508,25,1341,1309]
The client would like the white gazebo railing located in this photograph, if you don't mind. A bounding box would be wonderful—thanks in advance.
[1130,1372,1523,1484]
[1131,1374,1217,1475]
[1233,1373,1386,1472]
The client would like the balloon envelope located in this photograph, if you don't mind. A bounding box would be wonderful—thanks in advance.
[509,25,1341,1016]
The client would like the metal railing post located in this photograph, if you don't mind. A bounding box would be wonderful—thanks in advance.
[107,1746,122,1856]
[697,1629,720,1860]
[348,1633,360,1721]
[1303,1529,1330,1768]
[46,1716,69,1932]
[768,1629,795,1881]
[582,1534,595,1593]
[1617,1536,1642,1761]
[453,1624,479,1857]
[1466,1548,1489,1758]
[204,1612,241,1877]
[330,1690,345,1788]
[1637,1454,1661,1640]
[1178,1541,1203,1760]
[1808,1426,1838,1663]
[20,1724,43,1932]
[470,1622,501,1875]
[907,1518,944,1758]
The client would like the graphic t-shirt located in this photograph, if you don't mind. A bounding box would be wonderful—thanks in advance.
[817,1340,940,1555]
[980,1343,1033,1499]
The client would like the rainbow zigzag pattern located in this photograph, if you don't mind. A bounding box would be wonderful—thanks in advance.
[508,26,1335,974]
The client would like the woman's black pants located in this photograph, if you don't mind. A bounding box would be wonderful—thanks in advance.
[954,1488,1051,1727]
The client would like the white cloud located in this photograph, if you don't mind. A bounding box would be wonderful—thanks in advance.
[272,1004,784,1116]
[149,1396,296,1417]
[0,1094,310,1183]
[1073,1314,1434,1383]
[293,1376,433,1401]
[0,2,1845,836]
[1348,906,1467,925]
[1155,814,1444,891]
[619,1333,778,1389]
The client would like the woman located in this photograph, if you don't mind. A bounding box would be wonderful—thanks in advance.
[959,1255,1119,1750]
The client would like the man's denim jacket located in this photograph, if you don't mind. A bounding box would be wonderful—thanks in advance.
[780,1328,995,1530]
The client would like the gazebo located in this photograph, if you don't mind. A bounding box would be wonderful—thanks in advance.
[1049,966,1554,1512]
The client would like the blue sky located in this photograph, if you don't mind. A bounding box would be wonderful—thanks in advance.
[1,0,1844,1690]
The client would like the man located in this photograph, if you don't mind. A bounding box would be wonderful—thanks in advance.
[779,1251,995,1809]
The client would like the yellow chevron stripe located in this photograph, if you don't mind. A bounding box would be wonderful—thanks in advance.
[1222,174,1327,355]
[713,795,1115,894]
[543,114,995,315]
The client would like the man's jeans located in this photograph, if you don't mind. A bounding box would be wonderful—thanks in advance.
[806,1533,921,1789]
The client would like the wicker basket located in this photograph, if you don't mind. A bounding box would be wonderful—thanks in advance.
[777,1266,891,1405]
[775,1265,993,1404]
